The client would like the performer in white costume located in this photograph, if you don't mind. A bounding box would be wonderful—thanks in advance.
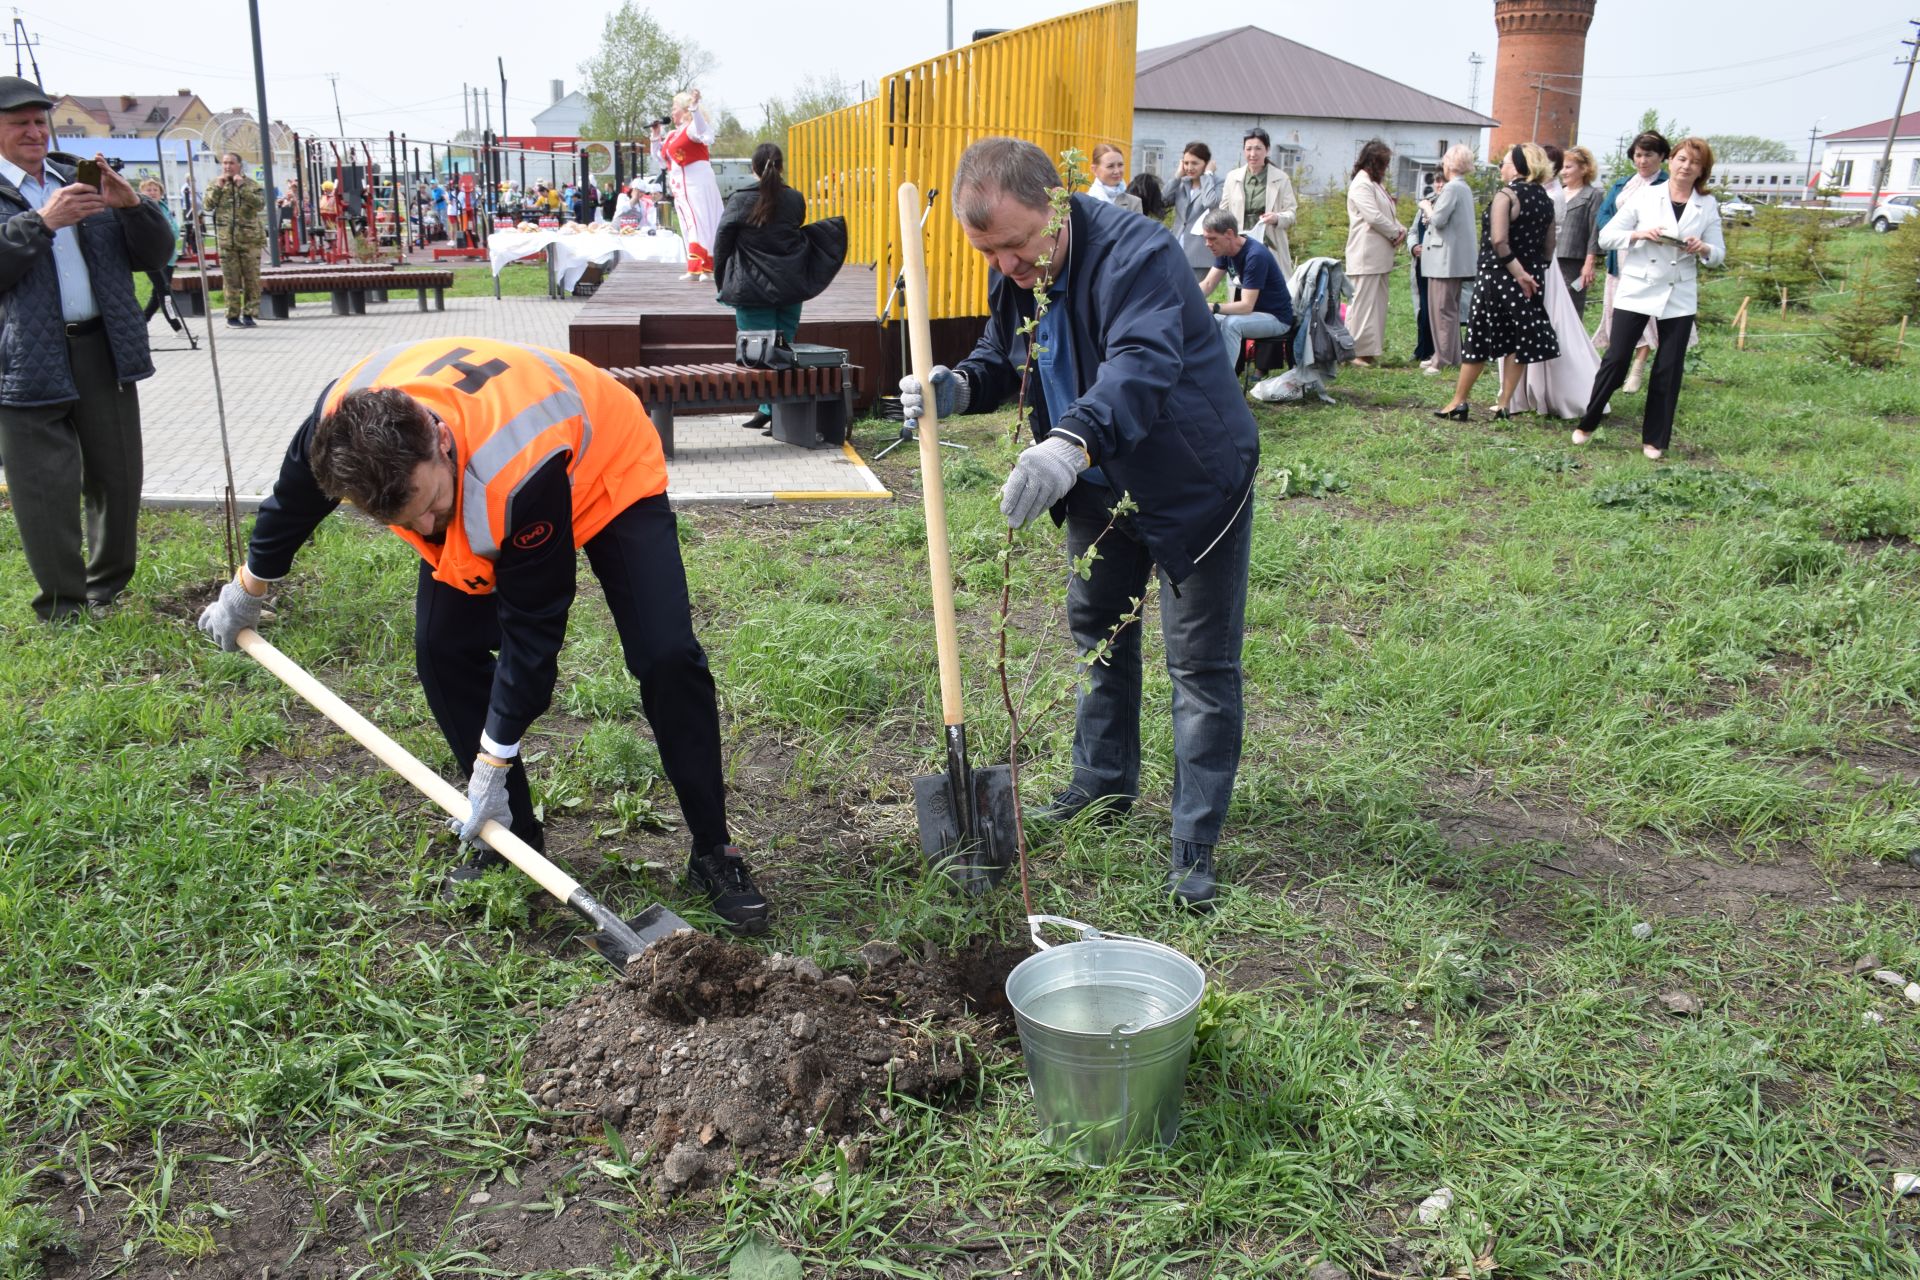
[651,89,724,279]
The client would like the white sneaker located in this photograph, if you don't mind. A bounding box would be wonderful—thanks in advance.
[1421,363,1444,377]
[678,272,697,281]
[1622,364,1644,394]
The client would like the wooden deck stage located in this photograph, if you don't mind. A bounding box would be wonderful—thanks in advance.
[568,261,982,410]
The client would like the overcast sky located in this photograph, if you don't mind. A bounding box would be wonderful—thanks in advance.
[15,0,1915,156]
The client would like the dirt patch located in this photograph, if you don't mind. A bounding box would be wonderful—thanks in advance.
[149,576,230,622]
[520,931,1028,1194]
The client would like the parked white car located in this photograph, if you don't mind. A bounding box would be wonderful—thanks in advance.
[1871,195,1918,232]
[1720,198,1756,225]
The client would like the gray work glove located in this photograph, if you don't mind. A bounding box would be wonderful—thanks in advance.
[196,577,266,652]
[1000,435,1089,529]
[453,757,513,849]
[899,366,967,424]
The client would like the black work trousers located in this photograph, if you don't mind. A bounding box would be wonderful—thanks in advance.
[1580,307,1694,450]
[413,494,729,854]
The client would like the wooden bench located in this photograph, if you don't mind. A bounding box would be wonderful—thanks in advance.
[171,269,455,319]
[607,362,859,458]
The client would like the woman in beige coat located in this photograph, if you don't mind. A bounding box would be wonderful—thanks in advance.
[1221,127,1297,280]
[1344,139,1405,366]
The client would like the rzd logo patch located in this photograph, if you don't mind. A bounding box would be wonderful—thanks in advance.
[511,520,555,551]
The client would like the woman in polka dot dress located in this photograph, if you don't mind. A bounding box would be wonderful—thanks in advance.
[1434,143,1559,420]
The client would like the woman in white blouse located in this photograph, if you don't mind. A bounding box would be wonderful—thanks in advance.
[1573,136,1725,460]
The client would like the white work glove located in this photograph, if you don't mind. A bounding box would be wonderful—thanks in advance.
[453,757,513,848]
[1000,435,1089,529]
[899,366,967,424]
[196,577,266,652]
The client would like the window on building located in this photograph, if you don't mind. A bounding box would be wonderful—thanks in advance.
[1872,159,1892,187]
[1833,159,1854,187]
[1910,158,1920,185]
[1139,142,1164,177]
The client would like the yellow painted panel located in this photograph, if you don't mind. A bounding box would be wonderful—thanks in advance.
[789,1,1137,320]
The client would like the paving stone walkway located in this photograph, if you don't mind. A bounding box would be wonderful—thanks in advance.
[0,287,887,508]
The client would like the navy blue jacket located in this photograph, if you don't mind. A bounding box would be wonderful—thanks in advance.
[954,194,1258,584]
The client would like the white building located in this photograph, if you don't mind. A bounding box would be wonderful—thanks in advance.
[1817,111,1920,208]
[1132,27,1495,196]
[533,81,591,138]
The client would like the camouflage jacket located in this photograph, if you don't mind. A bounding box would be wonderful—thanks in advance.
[206,175,267,246]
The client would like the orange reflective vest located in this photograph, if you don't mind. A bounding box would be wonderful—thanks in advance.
[322,338,666,596]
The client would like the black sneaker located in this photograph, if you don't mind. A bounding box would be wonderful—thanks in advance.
[1026,789,1131,829]
[226,317,245,328]
[242,316,258,327]
[440,845,507,902]
[687,845,770,935]
[1167,839,1218,910]
[741,410,771,431]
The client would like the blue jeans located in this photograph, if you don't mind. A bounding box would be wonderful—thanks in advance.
[1214,311,1289,371]
[1063,488,1253,846]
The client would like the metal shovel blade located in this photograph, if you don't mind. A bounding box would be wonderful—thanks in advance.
[913,762,1019,895]
[581,899,694,972]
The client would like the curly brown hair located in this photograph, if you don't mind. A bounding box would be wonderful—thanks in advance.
[310,388,441,521]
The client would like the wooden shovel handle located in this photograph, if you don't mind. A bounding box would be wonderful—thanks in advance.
[235,627,582,906]
[896,182,965,727]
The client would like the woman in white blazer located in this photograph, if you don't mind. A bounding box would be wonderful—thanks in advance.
[1573,137,1725,459]
[1343,139,1405,365]
[1221,128,1298,281]
[1416,144,1478,372]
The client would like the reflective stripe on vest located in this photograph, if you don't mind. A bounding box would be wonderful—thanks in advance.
[320,338,665,595]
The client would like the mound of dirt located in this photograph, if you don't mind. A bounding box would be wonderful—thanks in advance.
[523,932,1029,1194]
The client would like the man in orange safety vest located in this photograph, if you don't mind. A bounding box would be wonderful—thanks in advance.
[197,337,769,934]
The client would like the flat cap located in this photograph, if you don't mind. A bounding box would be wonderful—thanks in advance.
[0,77,54,111]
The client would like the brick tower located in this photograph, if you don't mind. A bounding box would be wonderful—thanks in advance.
[1491,0,1595,155]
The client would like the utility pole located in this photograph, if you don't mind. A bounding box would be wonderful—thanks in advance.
[1865,20,1920,223]
[498,57,508,136]
[4,13,41,85]
[1805,119,1825,191]
[326,72,345,140]
[247,0,280,265]
[946,0,953,50]
[481,88,490,142]
[1467,53,1484,114]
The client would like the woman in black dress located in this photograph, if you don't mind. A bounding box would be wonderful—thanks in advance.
[1434,143,1559,420]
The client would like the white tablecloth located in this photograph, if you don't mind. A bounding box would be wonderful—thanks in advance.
[488,227,686,292]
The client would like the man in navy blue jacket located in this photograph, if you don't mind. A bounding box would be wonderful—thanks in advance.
[901,137,1259,907]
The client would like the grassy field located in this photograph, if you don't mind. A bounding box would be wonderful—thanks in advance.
[2,225,1918,1279]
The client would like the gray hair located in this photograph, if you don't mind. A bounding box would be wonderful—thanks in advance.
[1199,208,1238,236]
[952,137,1062,228]
[1441,144,1474,177]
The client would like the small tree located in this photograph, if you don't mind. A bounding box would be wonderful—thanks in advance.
[1821,263,1899,368]
[1880,215,1920,321]
[578,2,713,143]
[1737,206,1817,306]
[756,73,858,154]
[1705,135,1793,163]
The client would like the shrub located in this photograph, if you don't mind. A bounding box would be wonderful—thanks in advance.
[1882,215,1920,321]
[1826,483,1915,541]
[1820,264,1901,369]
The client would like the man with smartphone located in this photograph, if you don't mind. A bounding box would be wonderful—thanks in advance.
[204,151,265,327]
[0,76,175,621]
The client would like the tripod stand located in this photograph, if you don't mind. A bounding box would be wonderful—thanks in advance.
[874,188,969,462]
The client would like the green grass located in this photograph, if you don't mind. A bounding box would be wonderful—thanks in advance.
[142,261,555,312]
[1,226,1917,1278]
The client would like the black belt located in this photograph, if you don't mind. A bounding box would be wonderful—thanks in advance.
[64,317,104,338]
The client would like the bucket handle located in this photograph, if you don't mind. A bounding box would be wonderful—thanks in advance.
[1027,914,1102,951]
[1028,914,1163,951]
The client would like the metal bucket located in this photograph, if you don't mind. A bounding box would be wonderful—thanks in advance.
[1005,915,1207,1165]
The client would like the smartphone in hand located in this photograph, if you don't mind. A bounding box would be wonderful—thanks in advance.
[75,159,102,188]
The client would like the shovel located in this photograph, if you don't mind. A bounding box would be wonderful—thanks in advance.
[896,182,1020,894]
[234,628,690,971]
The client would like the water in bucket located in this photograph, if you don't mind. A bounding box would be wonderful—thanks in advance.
[1006,927,1206,1166]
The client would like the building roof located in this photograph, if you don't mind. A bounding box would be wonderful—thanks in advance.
[532,91,590,125]
[1137,27,1495,129]
[1821,111,1920,143]
[58,92,205,133]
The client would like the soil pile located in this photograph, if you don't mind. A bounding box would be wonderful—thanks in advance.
[523,931,1028,1193]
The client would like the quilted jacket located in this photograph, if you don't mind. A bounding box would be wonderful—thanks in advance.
[0,157,174,407]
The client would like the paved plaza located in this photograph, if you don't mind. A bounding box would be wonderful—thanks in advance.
[0,282,888,508]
